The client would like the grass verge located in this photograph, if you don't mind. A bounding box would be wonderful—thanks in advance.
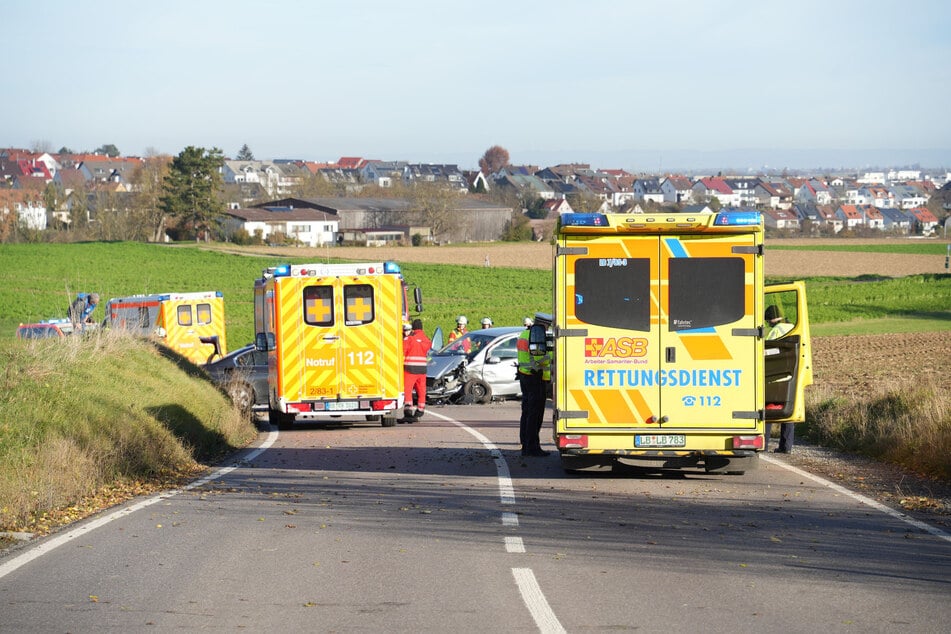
[804,377,951,481]
[0,330,257,536]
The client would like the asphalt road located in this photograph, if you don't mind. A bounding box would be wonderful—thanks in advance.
[1,402,949,633]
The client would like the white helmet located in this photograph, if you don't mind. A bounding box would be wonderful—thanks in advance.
[403,322,412,334]
[523,317,533,327]
[457,315,468,326]
[481,317,493,327]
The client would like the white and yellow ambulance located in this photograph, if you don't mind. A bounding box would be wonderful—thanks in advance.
[105,291,228,365]
[255,261,418,429]
[550,210,812,474]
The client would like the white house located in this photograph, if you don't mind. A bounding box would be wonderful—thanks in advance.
[660,176,694,204]
[223,207,339,246]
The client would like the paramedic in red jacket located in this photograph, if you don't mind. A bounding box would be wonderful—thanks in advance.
[400,318,432,424]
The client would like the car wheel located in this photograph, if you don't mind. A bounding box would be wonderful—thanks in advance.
[463,379,491,404]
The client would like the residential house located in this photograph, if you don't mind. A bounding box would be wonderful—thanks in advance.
[879,207,913,233]
[692,177,738,207]
[78,157,142,188]
[494,173,556,200]
[908,207,939,235]
[835,204,865,230]
[0,190,47,230]
[223,207,339,246]
[890,184,929,209]
[462,170,490,192]
[860,185,896,208]
[541,198,572,216]
[222,160,304,197]
[632,178,664,205]
[660,176,694,204]
[337,157,370,170]
[796,178,832,205]
[857,171,886,184]
[360,160,406,188]
[754,181,794,209]
[402,164,467,192]
[888,169,921,182]
[860,205,884,230]
[762,207,800,230]
[724,178,759,208]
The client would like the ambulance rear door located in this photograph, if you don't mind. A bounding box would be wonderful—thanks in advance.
[658,232,760,430]
[161,295,227,365]
[556,232,662,429]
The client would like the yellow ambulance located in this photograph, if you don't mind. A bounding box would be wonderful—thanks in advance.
[105,291,228,365]
[255,261,419,429]
[550,210,812,474]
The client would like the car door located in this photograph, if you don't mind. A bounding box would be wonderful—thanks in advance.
[478,333,520,396]
[764,281,813,423]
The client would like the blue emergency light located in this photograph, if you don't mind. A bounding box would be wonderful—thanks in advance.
[713,211,761,226]
[272,264,292,277]
[561,213,609,227]
[383,261,401,274]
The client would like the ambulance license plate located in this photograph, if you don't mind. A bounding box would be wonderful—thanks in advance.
[327,401,358,411]
[635,434,685,448]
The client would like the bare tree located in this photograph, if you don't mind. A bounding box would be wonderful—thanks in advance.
[478,145,510,176]
[409,182,462,243]
[131,150,172,241]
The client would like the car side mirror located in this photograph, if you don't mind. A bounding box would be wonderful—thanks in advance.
[486,356,501,364]
[414,287,423,313]
[528,324,548,356]
[255,332,270,352]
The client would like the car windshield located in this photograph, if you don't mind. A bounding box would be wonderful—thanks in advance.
[436,332,496,360]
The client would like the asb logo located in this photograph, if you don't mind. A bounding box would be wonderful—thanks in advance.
[585,337,648,358]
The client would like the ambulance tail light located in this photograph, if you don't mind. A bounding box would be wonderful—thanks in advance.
[370,399,396,411]
[287,403,312,413]
[732,435,765,450]
[557,434,588,449]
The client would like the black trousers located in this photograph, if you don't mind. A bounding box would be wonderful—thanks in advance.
[765,422,795,452]
[519,372,547,451]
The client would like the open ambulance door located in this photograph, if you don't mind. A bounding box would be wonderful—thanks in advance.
[764,281,813,423]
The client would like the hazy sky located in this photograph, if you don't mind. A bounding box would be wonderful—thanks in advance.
[6,0,951,171]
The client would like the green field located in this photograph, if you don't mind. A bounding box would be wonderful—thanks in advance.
[768,243,950,255]
[5,243,950,347]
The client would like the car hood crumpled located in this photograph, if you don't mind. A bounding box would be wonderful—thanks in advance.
[427,354,465,380]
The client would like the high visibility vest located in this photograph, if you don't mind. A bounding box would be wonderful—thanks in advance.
[517,329,550,380]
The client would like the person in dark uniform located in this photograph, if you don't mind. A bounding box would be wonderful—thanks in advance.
[517,314,551,457]
[765,422,794,453]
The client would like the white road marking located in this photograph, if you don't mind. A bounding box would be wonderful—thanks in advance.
[763,454,951,543]
[0,429,279,579]
[505,536,526,553]
[512,568,567,634]
[431,411,516,505]
[426,411,567,633]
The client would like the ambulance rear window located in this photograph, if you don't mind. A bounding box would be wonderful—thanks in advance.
[668,257,745,331]
[196,303,212,325]
[345,284,374,326]
[177,305,193,326]
[304,286,334,326]
[574,258,651,331]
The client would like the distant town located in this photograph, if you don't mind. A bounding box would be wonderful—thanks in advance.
[2,147,949,246]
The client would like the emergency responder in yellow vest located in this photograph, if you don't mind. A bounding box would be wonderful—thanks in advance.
[517,313,551,456]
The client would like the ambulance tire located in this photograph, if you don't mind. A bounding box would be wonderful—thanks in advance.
[463,379,491,404]
[381,415,397,427]
[269,408,295,430]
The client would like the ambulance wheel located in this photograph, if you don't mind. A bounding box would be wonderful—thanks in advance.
[463,379,491,404]
[381,415,397,427]
[269,408,295,430]
[365,415,382,422]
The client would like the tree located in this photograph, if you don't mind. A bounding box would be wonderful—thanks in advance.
[159,146,225,241]
[57,146,75,155]
[478,145,510,176]
[132,150,172,241]
[236,144,254,161]
[95,144,120,157]
[409,182,462,243]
